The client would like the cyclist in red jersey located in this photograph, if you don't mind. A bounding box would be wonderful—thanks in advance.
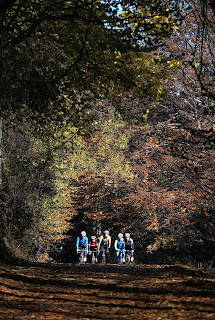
[88,235,99,262]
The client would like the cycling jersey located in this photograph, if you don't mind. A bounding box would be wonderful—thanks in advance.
[115,239,125,250]
[124,238,134,251]
[76,236,88,263]
[114,239,125,264]
[88,240,98,251]
[99,235,111,248]
[76,236,88,250]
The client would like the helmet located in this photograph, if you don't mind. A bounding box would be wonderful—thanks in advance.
[125,233,130,239]
[91,235,96,241]
[81,231,86,237]
[104,230,109,235]
[118,233,123,239]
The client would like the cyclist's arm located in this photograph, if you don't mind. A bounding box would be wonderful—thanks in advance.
[114,240,118,251]
[96,240,99,251]
[76,237,80,250]
[108,236,111,249]
[98,236,102,251]
[85,237,88,252]
[131,239,134,251]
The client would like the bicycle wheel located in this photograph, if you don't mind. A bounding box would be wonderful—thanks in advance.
[101,251,106,264]
[80,251,85,264]
[91,252,96,264]
[119,252,123,265]
[125,252,131,265]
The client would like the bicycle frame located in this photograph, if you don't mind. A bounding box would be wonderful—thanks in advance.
[100,249,107,264]
[118,250,124,264]
[77,249,86,264]
[125,250,132,265]
[89,250,98,264]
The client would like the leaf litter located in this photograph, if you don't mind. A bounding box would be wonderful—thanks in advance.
[0,263,214,319]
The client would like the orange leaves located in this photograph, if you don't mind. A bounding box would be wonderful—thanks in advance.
[146,218,159,232]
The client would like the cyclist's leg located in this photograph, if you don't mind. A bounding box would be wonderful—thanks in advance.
[77,250,81,263]
[100,245,104,263]
[122,249,125,262]
[95,250,98,262]
[101,247,106,264]
[119,249,123,264]
[83,249,87,262]
[116,249,120,264]
[105,245,109,263]
[131,250,134,261]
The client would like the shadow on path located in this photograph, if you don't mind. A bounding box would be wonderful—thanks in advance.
[0,263,214,319]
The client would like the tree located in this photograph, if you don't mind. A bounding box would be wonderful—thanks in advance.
[0,0,183,259]
[152,0,215,205]
[0,0,180,116]
[68,110,133,225]
[0,0,181,192]
[1,120,76,259]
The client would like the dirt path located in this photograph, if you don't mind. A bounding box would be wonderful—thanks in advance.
[0,263,215,319]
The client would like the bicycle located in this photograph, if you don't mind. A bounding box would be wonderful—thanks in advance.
[125,250,132,265]
[100,248,108,264]
[118,250,124,265]
[89,250,98,264]
[77,249,86,264]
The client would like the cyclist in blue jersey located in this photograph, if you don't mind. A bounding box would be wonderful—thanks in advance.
[76,231,88,263]
[114,233,125,264]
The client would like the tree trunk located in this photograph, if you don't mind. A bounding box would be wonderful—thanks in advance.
[0,117,2,186]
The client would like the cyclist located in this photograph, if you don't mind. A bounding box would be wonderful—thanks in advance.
[98,230,111,262]
[88,235,99,262]
[76,231,88,263]
[114,233,125,264]
[124,233,134,262]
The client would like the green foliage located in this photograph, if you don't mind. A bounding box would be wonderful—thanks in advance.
[0,0,181,130]
[68,111,134,182]
[2,110,133,254]
[2,121,75,258]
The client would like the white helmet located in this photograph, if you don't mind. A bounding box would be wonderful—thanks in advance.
[125,233,130,239]
[118,233,123,239]
[104,230,109,235]
[81,231,86,237]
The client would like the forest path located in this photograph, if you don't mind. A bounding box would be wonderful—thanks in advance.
[0,262,215,319]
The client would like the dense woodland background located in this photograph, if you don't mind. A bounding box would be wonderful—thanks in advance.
[0,0,214,266]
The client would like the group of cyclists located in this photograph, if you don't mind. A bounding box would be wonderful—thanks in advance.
[76,230,134,264]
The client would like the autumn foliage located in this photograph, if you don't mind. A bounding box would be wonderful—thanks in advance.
[0,0,214,265]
